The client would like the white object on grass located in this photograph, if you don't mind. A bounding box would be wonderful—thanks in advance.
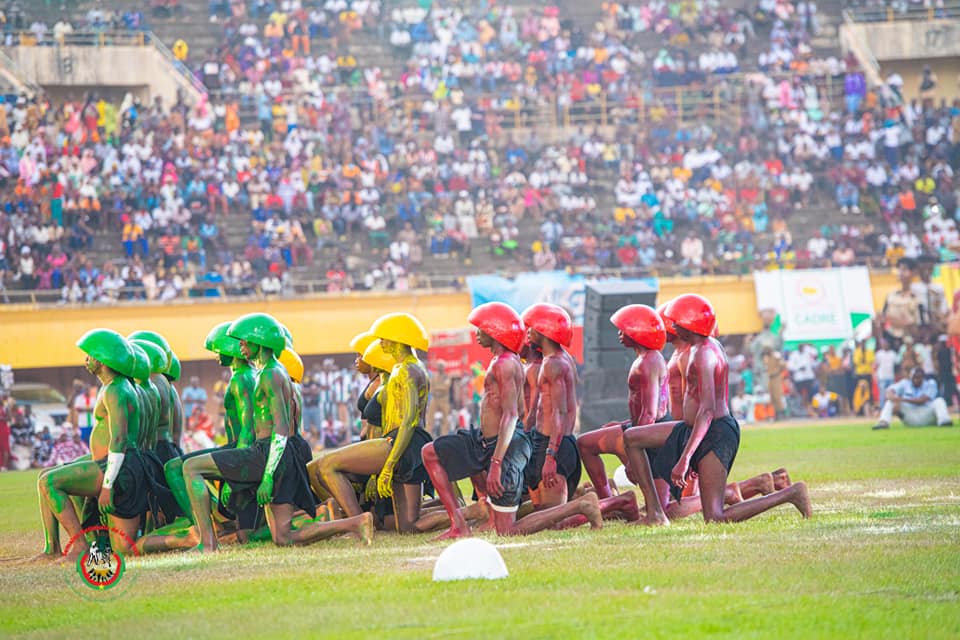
[613,464,633,489]
[432,538,508,582]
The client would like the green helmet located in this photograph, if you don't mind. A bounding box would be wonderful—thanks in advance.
[204,321,244,359]
[129,342,151,382]
[127,331,176,378]
[280,324,294,350]
[167,353,182,381]
[227,313,286,353]
[77,329,136,378]
[131,339,169,375]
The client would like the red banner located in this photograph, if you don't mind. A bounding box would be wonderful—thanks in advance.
[427,327,583,377]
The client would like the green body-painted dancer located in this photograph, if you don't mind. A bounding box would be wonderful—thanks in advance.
[32,330,147,562]
[183,313,372,552]
[128,331,184,463]
[137,322,259,553]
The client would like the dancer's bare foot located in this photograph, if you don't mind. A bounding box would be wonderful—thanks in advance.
[758,472,775,495]
[724,483,743,504]
[615,490,641,522]
[580,493,603,529]
[433,524,472,541]
[787,482,812,518]
[772,468,791,490]
[357,512,375,546]
[636,507,670,527]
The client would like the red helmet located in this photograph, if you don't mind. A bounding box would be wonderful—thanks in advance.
[521,303,573,347]
[468,302,525,353]
[610,304,666,351]
[663,294,716,337]
[657,302,677,337]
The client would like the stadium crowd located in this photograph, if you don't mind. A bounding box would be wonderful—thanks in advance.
[0,0,958,302]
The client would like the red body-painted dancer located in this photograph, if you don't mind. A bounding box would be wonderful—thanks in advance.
[521,304,583,509]
[424,303,602,539]
[576,305,666,520]
[623,295,811,524]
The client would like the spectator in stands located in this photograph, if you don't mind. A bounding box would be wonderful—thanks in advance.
[31,426,53,468]
[873,366,953,430]
[180,376,207,418]
[48,425,90,466]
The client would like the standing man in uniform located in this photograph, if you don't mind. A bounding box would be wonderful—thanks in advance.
[624,294,811,524]
[881,259,921,349]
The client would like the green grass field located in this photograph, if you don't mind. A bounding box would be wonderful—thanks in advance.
[1,421,959,639]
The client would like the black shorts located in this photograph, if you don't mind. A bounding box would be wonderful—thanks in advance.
[383,427,433,486]
[525,431,583,498]
[651,415,741,496]
[141,447,180,521]
[291,434,313,466]
[182,443,263,528]
[622,416,673,482]
[433,424,529,511]
[212,437,317,518]
[93,449,149,520]
[154,439,182,466]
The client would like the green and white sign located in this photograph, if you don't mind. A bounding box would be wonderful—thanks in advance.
[754,267,874,350]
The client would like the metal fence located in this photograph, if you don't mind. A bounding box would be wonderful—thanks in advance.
[843,0,960,22]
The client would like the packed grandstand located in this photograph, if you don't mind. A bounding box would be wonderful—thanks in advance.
[0,0,956,304]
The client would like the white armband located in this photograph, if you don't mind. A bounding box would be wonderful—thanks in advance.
[102,452,125,489]
[264,433,288,479]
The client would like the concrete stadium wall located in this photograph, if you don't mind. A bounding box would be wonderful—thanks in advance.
[0,272,902,370]
[8,45,187,107]
[844,20,960,61]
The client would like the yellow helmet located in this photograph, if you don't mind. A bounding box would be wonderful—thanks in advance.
[278,348,304,383]
[348,330,376,354]
[362,340,396,373]
[370,312,430,351]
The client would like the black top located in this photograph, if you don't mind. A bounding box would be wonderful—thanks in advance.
[362,385,383,428]
[357,379,372,414]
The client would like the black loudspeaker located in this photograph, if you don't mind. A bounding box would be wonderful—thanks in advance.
[580,281,659,431]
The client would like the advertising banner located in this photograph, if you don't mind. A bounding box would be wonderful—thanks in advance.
[753,267,874,348]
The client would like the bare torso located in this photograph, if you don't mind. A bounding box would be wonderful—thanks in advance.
[523,358,541,431]
[627,350,668,426]
[681,337,730,426]
[253,361,294,439]
[225,364,256,446]
[667,341,690,419]
[536,352,576,439]
[90,377,139,459]
[384,356,430,432]
[479,352,525,440]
